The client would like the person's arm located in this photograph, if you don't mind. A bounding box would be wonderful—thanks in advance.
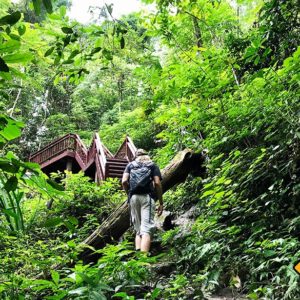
[153,175,163,216]
[122,172,130,194]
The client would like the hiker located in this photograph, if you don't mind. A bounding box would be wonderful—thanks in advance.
[122,149,163,253]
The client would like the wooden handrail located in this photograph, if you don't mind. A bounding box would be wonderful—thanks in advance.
[114,135,137,160]
[103,144,113,158]
[126,136,137,161]
[29,134,89,166]
[30,134,75,159]
[86,137,95,164]
[30,134,77,164]
[29,133,137,181]
[74,136,88,165]
[95,133,107,179]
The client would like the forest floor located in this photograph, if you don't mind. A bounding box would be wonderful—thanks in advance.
[208,288,246,300]
[154,209,248,300]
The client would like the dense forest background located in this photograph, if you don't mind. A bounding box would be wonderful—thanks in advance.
[0,0,299,299]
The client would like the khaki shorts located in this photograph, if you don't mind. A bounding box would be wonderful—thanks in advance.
[130,194,155,236]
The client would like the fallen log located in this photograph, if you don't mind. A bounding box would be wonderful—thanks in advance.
[80,149,205,262]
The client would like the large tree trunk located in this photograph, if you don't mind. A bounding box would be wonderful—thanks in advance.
[80,149,205,262]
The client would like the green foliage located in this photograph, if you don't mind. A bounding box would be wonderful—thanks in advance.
[0,114,63,232]
[101,108,157,153]
[163,178,203,211]
[157,46,300,298]
[42,171,125,239]
[1,0,300,299]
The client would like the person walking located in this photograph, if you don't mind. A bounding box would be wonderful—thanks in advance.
[122,149,163,253]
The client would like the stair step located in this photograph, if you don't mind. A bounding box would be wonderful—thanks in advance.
[107,161,128,165]
[108,165,126,171]
[107,169,124,175]
[107,164,127,168]
[107,172,123,178]
[107,164,128,169]
[107,158,128,162]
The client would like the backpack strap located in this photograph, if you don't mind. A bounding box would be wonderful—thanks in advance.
[131,161,141,169]
[131,160,154,170]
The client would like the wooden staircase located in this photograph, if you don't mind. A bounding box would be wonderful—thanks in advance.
[29,134,137,182]
[106,158,129,179]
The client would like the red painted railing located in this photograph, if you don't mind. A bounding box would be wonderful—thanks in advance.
[114,136,137,161]
[29,134,137,182]
[29,134,87,165]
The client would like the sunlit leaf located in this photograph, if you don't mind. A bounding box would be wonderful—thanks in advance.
[0,40,21,53]
[2,52,34,64]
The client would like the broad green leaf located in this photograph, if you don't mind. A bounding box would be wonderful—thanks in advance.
[59,5,67,17]
[0,160,19,173]
[4,176,18,192]
[46,178,64,191]
[44,217,63,227]
[0,11,21,26]
[9,33,21,41]
[44,47,55,57]
[0,122,21,140]
[68,216,79,225]
[68,286,88,295]
[91,47,102,55]
[63,220,75,232]
[113,292,129,298]
[20,161,40,170]
[151,287,161,298]
[6,151,18,160]
[61,27,73,34]
[3,209,18,219]
[63,35,71,47]
[18,25,26,36]
[202,190,215,197]
[90,290,107,300]
[2,52,34,64]
[102,49,113,60]
[62,59,74,64]
[51,270,60,286]
[0,40,21,53]
[69,49,80,59]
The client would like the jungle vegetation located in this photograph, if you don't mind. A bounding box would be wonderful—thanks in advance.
[0,0,299,299]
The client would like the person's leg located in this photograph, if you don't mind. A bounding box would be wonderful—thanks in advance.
[130,195,142,250]
[140,195,156,253]
[141,233,151,252]
[135,234,142,250]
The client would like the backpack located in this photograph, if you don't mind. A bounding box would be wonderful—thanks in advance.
[129,161,154,195]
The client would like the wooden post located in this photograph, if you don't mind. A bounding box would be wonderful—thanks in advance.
[95,169,98,183]
[66,159,73,172]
